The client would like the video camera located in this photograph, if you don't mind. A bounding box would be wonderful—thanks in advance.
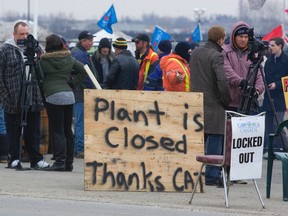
[17,34,40,63]
[247,28,269,63]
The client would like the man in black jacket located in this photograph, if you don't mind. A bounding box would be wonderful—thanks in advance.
[261,37,288,157]
[107,38,139,90]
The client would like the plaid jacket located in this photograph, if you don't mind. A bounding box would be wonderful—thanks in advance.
[0,41,43,114]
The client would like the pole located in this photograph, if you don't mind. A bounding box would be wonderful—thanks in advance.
[84,65,102,90]
[33,0,38,39]
[27,0,30,22]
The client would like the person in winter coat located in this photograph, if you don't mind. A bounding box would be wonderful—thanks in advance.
[39,34,87,171]
[160,42,191,92]
[0,21,49,169]
[222,21,265,113]
[261,37,288,156]
[91,37,114,89]
[132,33,158,90]
[107,37,139,90]
[143,40,172,91]
[190,25,231,186]
[71,31,98,158]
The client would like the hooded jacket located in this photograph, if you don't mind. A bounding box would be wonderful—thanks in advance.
[0,38,43,114]
[39,50,87,98]
[222,21,264,108]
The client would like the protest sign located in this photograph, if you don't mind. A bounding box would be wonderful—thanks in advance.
[84,90,204,192]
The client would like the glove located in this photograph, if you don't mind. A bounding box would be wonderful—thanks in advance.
[239,79,248,90]
[253,91,259,99]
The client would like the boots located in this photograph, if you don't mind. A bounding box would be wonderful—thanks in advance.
[0,134,8,162]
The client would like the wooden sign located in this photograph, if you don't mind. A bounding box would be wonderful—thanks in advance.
[84,90,204,192]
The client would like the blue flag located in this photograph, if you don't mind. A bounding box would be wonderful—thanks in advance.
[151,26,172,52]
[97,5,118,34]
[191,23,202,42]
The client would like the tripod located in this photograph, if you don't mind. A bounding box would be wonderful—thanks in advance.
[15,58,34,170]
[15,41,45,170]
[238,52,288,152]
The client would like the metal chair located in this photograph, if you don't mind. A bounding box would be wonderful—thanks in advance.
[189,111,265,208]
[266,119,288,201]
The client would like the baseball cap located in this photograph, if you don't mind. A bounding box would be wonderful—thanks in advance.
[78,31,95,40]
[132,33,150,43]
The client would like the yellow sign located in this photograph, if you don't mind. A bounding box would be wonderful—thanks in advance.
[281,76,288,109]
[84,90,204,192]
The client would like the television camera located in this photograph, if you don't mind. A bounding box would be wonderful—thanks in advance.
[247,28,269,63]
[17,34,40,63]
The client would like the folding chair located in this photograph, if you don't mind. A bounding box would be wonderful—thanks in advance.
[189,111,265,208]
[266,119,288,201]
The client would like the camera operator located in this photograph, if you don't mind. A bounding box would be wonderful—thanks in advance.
[222,21,265,184]
[261,37,288,158]
[223,21,265,113]
[0,21,49,169]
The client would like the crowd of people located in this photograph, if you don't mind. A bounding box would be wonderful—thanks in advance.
[0,20,288,179]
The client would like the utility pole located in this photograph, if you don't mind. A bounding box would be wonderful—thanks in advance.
[27,0,30,22]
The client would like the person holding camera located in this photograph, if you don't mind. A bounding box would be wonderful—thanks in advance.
[0,21,49,169]
[223,21,265,113]
[222,21,265,184]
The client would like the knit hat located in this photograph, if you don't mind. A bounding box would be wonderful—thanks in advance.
[174,41,191,62]
[158,40,172,53]
[234,26,249,36]
[99,38,111,49]
[113,37,127,49]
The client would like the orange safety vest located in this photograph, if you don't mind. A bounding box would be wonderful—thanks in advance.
[137,50,158,90]
[166,58,190,92]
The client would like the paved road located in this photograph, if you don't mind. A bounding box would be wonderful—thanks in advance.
[0,156,286,216]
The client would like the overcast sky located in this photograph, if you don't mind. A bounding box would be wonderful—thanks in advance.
[1,0,241,20]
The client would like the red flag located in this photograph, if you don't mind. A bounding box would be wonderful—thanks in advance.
[262,24,288,43]
[285,9,288,13]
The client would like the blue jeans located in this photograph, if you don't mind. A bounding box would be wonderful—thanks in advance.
[0,103,6,134]
[74,102,84,155]
[204,134,223,183]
